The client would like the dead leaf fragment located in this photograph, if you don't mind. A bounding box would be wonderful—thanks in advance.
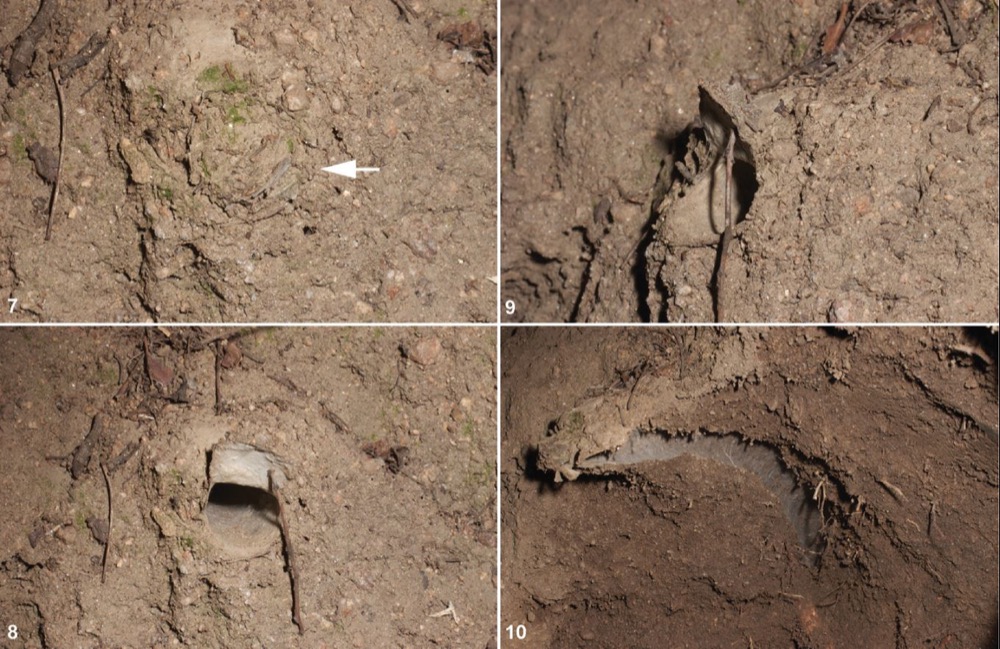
[437,21,483,49]
[220,340,243,369]
[822,2,849,55]
[86,516,109,544]
[361,439,409,474]
[144,341,174,387]
[27,142,59,183]
[889,19,936,45]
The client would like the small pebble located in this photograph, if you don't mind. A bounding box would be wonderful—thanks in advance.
[649,34,668,60]
[271,28,297,52]
[301,28,319,46]
[284,85,311,112]
[828,299,851,323]
[55,524,77,544]
[407,337,442,366]
[431,61,462,83]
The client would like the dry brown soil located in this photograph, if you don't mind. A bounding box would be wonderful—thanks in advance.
[1,0,496,323]
[0,326,496,647]
[500,0,999,323]
[501,326,998,648]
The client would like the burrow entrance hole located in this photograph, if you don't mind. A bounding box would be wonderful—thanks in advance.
[205,483,280,555]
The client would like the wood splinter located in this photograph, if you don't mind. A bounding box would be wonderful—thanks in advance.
[213,341,224,415]
[269,469,304,635]
[45,65,66,241]
[99,462,113,584]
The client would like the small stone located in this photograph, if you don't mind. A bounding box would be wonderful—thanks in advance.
[301,29,319,46]
[284,85,311,112]
[55,524,77,544]
[431,61,462,84]
[828,299,851,323]
[119,137,152,185]
[271,28,297,52]
[649,34,667,60]
[151,507,177,538]
[382,118,399,139]
[329,95,344,113]
[407,336,442,366]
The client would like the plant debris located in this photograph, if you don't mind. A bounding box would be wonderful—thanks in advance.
[71,414,104,479]
[7,0,57,86]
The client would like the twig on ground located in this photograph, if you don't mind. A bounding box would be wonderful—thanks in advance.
[269,469,304,635]
[45,65,66,241]
[267,373,308,397]
[753,1,872,93]
[107,440,141,474]
[214,341,223,414]
[428,601,459,623]
[99,462,113,584]
[778,591,805,601]
[877,477,906,501]
[936,0,967,51]
[389,0,418,22]
[319,402,352,434]
[56,33,108,80]
[191,326,275,352]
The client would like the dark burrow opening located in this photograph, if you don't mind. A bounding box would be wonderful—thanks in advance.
[205,483,280,555]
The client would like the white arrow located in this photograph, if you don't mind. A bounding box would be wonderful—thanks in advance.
[321,160,380,179]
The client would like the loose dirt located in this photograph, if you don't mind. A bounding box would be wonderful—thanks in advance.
[1,0,496,323]
[0,326,496,647]
[500,0,999,323]
[501,326,998,648]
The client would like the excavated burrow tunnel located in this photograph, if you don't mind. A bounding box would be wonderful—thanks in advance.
[578,428,844,565]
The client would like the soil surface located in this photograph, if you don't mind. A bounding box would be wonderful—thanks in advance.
[0,326,496,647]
[1,0,496,323]
[501,326,998,648]
[500,0,999,323]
